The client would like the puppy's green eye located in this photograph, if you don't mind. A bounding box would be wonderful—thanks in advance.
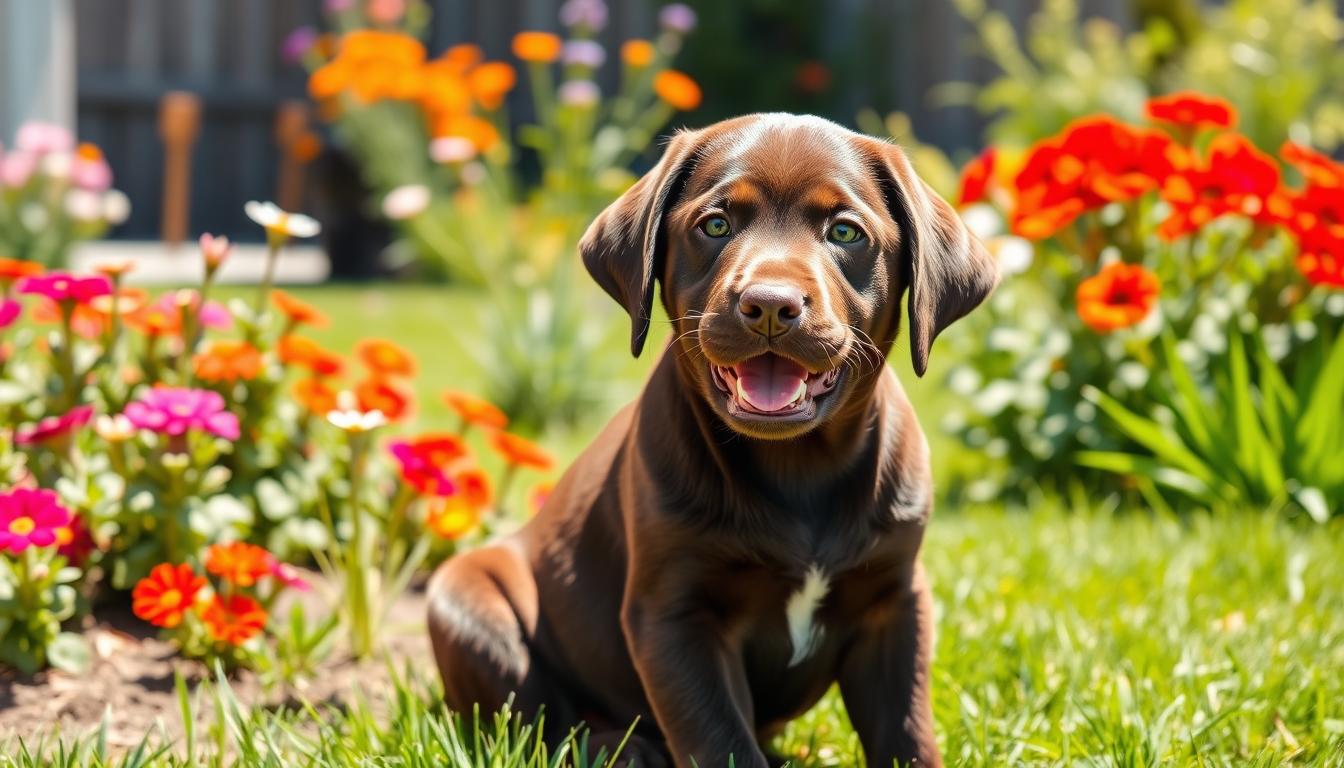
[701,216,731,238]
[828,222,863,244]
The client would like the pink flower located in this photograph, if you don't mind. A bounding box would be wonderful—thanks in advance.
[15,404,94,445]
[123,387,241,440]
[199,233,232,270]
[281,26,318,64]
[0,299,20,330]
[15,122,74,155]
[18,272,112,305]
[149,291,232,330]
[0,488,73,553]
[270,561,312,591]
[0,151,37,188]
[658,3,697,33]
[70,153,112,192]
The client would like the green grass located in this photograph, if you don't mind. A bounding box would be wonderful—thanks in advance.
[8,510,1343,766]
[10,285,1343,766]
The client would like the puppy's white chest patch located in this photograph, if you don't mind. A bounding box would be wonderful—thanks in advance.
[785,564,830,666]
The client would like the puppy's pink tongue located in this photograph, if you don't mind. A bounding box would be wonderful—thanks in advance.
[735,354,808,411]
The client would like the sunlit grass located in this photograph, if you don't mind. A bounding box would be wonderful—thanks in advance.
[9,508,1342,766]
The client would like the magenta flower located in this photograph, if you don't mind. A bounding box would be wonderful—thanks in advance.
[123,387,241,441]
[19,272,112,305]
[0,298,20,330]
[270,561,312,592]
[282,26,319,64]
[15,404,94,445]
[0,488,72,553]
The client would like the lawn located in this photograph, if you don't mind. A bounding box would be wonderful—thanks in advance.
[9,510,1341,766]
[7,285,1342,766]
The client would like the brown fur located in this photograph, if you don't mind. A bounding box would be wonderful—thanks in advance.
[428,114,997,767]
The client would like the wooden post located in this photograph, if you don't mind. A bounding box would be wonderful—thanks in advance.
[158,91,202,248]
[274,100,311,213]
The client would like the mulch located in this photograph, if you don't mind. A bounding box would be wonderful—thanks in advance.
[0,575,433,749]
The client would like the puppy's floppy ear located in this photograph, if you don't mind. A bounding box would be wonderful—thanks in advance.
[580,130,700,357]
[866,139,998,377]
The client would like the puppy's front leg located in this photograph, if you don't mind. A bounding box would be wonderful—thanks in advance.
[837,562,942,767]
[623,596,768,768]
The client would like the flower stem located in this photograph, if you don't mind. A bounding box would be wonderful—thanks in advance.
[254,240,281,322]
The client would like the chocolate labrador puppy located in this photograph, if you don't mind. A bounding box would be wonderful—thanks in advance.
[428,113,997,767]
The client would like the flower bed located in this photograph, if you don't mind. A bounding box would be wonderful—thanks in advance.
[0,204,554,676]
[942,92,1344,514]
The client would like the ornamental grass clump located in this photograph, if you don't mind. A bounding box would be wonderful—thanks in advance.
[943,91,1344,514]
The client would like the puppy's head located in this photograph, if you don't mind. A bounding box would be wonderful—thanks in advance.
[581,114,997,439]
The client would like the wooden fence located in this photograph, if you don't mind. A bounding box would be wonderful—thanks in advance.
[72,0,1133,243]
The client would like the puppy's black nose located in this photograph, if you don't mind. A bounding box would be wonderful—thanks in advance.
[738,283,805,337]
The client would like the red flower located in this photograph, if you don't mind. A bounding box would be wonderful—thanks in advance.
[388,433,469,496]
[1157,133,1281,240]
[293,377,340,414]
[14,404,94,445]
[1281,141,1344,189]
[958,148,996,207]
[132,563,207,629]
[455,467,493,510]
[442,390,508,431]
[1145,91,1237,131]
[1012,116,1182,240]
[278,335,344,377]
[1076,262,1161,333]
[201,594,267,645]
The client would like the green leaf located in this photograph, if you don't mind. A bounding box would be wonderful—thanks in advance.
[1227,328,1284,498]
[1082,386,1215,484]
[1076,451,1210,500]
[1298,329,1344,477]
[47,632,92,674]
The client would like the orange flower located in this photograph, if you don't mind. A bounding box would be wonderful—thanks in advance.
[278,335,344,377]
[653,70,702,111]
[489,432,555,471]
[426,496,481,540]
[512,31,563,63]
[205,541,274,587]
[356,377,412,421]
[443,43,485,70]
[31,299,107,339]
[289,132,323,164]
[193,340,263,384]
[958,148,996,207]
[621,39,656,68]
[293,377,340,414]
[442,390,508,431]
[132,563,206,629]
[92,259,135,280]
[89,286,149,318]
[1076,262,1160,333]
[1145,91,1237,130]
[0,257,43,286]
[468,62,517,110]
[1295,250,1344,289]
[271,289,329,327]
[201,594,268,645]
[455,467,493,510]
[431,113,501,152]
[355,338,416,377]
[1157,133,1280,240]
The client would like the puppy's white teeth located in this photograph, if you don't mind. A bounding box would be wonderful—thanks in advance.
[736,377,749,406]
[791,379,808,405]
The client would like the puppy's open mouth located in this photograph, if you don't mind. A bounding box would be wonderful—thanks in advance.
[710,353,841,419]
